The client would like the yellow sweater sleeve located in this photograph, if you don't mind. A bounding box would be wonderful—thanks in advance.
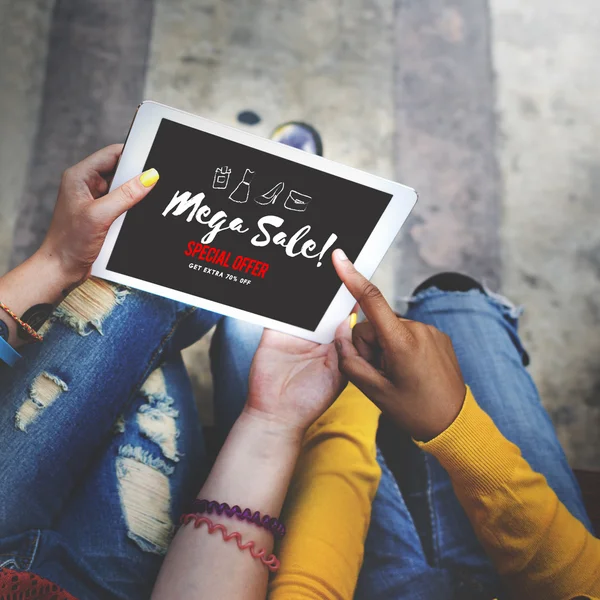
[417,386,600,600]
[268,383,381,600]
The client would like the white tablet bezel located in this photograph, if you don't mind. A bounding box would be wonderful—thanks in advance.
[92,101,417,343]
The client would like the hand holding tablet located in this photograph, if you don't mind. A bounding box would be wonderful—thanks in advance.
[92,101,417,342]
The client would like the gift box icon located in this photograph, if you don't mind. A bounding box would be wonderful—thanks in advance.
[284,190,312,212]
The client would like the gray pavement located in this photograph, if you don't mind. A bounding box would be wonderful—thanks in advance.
[0,0,598,468]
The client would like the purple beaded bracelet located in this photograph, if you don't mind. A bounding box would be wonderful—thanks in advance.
[191,499,286,538]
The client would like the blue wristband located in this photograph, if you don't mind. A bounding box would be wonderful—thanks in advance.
[0,336,21,366]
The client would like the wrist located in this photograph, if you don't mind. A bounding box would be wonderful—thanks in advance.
[33,246,86,293]
[408,386,467,442]
[0,249,80,348]
[239,406,305,448]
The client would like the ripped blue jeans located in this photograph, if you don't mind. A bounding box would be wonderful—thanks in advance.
[355,287,593,600]
[0,280,591,599]
[0,278,256,599]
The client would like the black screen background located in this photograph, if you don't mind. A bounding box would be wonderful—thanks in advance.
[107,119,392,331]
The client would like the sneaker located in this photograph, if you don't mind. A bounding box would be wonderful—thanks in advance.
[269,121,323,156]
[411,272,485,297]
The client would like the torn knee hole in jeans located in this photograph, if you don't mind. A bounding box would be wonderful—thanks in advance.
[137,367,181,462]
[113,368,182,555]
[15,371,68,432]
[116,445,174,555]
[51,277,129,336]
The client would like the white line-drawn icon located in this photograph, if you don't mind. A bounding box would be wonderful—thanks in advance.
[284,190,312,212]
[229,168,256,203]
[213,166,232,189]
[254,181,284,205]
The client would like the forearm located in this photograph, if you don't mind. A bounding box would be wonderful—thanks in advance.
[0,249,78,348]
[418,387,600,599]
[152,408,303,600]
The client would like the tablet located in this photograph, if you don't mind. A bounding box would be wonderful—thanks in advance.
[92,101,417,343]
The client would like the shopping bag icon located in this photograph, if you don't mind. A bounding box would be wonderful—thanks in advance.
[284,190,312,212]
[213,166,232,189]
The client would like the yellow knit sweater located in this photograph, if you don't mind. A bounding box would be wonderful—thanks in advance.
[269,385,600,600]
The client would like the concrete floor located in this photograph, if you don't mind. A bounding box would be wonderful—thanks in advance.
[0,0,599,469]
[492,0,600,468]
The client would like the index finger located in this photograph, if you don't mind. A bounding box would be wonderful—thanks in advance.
[332,249,399,340]
[70,144,124,180]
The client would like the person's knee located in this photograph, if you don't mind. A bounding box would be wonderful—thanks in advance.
[405,286,490,322]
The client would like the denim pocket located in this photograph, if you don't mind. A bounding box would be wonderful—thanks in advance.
[0,530,39,570]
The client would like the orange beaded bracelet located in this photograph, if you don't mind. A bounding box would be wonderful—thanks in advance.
[0,301,44,342]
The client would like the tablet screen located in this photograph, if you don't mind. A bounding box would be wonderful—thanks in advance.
[107,119,393,331]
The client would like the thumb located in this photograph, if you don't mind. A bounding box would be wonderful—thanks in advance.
[93,168,159,223]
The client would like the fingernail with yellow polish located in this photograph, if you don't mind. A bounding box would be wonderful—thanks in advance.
[140,168,159,187]
[350,313,357,329]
